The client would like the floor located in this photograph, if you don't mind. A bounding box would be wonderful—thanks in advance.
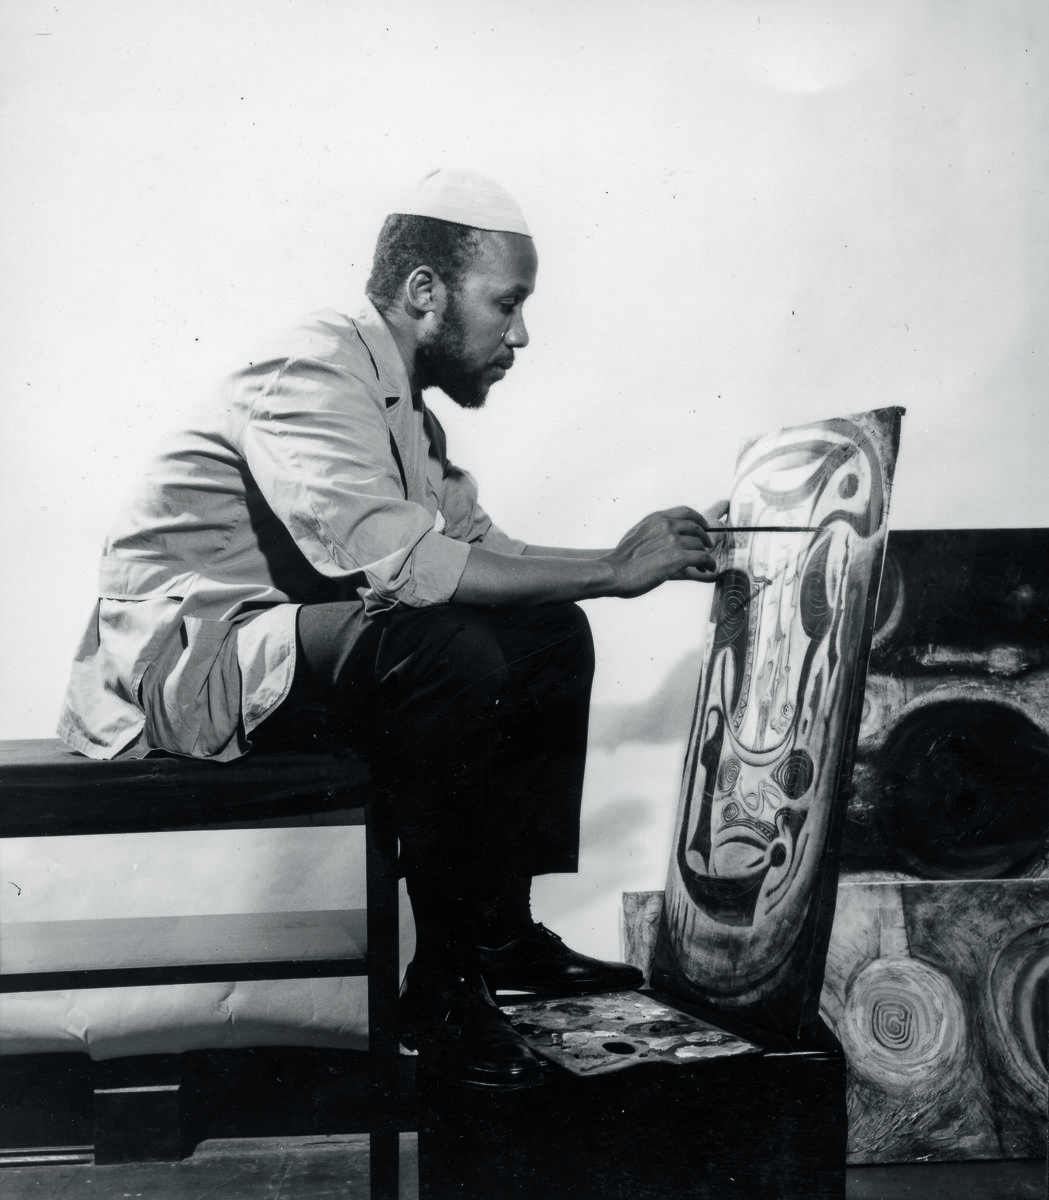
[2,1136,416,1199]
[0,1138,1044,1199]
[2,1049,1044,1198]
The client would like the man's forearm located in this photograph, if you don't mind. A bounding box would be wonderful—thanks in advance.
[520,544,610,560]
[451,505,725,607]
[452,544,616,607]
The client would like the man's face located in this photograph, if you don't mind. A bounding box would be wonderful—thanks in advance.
[416,231,538,409]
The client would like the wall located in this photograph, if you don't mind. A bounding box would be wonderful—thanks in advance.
[2,0,1046,968]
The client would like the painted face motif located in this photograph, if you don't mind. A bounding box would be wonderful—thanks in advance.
[661,411,902,1012]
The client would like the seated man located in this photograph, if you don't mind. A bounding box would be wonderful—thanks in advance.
[59,168,725,1090]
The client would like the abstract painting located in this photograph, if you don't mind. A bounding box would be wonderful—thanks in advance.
[822,879,1049,1162]
[652,407,904,1039]
[828,526,1049,1162]
[843,527,1049,883]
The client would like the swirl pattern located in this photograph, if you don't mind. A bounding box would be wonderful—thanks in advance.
[711,570,753,648]
[799,540,833,640]
[871,999,913,1049]
[717,757,741,792]
[838,957,966,1089]
[771,749,814,800]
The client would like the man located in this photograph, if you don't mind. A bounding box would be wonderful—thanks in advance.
[59,168,726,1090]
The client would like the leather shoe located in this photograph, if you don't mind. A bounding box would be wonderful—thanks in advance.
[478,922,645,997]
[400,962,546,1090]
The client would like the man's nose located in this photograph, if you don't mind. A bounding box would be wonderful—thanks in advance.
[504,310,529,349]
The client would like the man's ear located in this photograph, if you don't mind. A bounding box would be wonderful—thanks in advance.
[404,265,445,316]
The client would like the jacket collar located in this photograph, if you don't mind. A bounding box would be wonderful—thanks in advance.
[351,297,415,403]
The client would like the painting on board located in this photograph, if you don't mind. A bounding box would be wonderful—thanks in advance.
[651,407,905,1040]
[822,879,1049,1163]
[842,526,1049,883]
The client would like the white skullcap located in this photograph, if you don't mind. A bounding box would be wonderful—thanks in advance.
[392,167,531,237]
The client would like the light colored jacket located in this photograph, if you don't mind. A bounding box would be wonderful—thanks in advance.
[58,301,525,760]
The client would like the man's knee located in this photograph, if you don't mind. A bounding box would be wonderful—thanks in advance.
[515,601,595,682]
[376,603,509,706]
[552,602,595,673]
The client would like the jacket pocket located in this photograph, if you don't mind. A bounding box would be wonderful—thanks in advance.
[138,616,243,759]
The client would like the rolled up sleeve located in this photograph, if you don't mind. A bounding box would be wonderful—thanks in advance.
[238,355,471,612]
[439,463,528,557]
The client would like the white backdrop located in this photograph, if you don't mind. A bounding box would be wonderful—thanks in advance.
[2,1,1047,1002]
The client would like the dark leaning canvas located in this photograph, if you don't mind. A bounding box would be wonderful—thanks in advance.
[652,406,905,1040]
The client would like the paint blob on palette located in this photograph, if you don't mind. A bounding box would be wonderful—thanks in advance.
[652,407,905,1039]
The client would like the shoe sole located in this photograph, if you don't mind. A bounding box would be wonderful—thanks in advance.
[405,1045,548,1090]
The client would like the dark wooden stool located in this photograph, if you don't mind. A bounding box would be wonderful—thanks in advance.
[0,737,402,1200]
[417,989,846,1199]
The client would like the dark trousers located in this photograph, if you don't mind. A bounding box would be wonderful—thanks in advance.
[253,600,595,967]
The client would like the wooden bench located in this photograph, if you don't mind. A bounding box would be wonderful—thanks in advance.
[0,737,402,1200]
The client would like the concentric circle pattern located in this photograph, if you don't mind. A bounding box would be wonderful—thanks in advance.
[839,957,966,1089]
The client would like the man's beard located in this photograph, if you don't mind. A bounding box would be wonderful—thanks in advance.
[415,292,490,410]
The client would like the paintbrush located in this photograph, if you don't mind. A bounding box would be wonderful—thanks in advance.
[707,525,821,535]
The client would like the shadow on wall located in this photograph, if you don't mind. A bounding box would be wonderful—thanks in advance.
[534,648,704,961]
[589,649,702,751]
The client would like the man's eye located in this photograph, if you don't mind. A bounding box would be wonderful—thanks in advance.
[499,300,519,313]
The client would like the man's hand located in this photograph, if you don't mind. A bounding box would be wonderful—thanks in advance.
[600,502,729,598]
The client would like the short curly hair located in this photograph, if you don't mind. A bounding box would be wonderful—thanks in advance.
[365,214,484,314]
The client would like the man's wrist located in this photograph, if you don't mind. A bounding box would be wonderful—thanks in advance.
[585,555,618,599]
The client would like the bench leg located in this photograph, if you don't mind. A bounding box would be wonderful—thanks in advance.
[367,806,402,1200]
[93,1057,183,1164]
